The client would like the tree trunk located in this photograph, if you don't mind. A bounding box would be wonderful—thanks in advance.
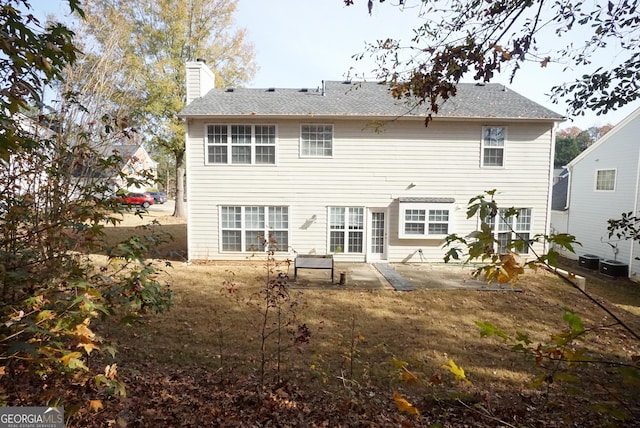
[173,150,187,218]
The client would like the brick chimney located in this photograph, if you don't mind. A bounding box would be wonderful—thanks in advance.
[186,59,215,105]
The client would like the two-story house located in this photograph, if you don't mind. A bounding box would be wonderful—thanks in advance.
[180,60,564,263]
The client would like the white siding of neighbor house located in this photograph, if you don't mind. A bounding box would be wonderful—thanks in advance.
[185,117,555,262]
[550,211,568,235]
[563,109,640,279]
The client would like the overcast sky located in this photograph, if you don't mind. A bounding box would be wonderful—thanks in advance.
[31,0,640,130]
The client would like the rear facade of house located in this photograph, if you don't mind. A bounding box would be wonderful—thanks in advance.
[181,61,564,263]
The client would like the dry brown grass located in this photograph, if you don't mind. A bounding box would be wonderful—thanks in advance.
[98,210,187,260]
[95,213,640,410]
[101,257,640,398]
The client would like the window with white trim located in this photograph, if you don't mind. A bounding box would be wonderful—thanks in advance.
[207,124,276,165]
[329,207,364,253]
[398,202,453,239]
[595,168,616,191]
[485,208,531,254]
[301,124,333,157]
[481,126,506,167]
[220,206,288,252]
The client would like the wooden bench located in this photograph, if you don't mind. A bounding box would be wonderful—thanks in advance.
[294,254,334,283]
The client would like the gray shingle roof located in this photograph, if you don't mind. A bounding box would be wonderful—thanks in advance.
[180,81,564,121]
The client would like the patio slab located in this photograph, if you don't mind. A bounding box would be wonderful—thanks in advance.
[290,262,520,291]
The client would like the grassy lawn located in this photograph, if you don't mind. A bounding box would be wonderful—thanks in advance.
[85,213,640,426]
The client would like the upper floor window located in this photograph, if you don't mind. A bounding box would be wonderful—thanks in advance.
[595,168,616,191]
[481,127,506,167]
[207,124,276,165]
[301,124,333,157]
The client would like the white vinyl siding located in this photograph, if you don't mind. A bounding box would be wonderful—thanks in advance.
[595,168,616,191]
[186,119,554,262]
[301,124,332,157]
[329,207,364,253]
[554,112,640,276]
[220,206,289,252]
[481,126,506,167]
[207,124,276,165]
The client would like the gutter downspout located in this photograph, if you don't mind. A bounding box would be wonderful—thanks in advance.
[544,122,559,254]
[629,146,640,278]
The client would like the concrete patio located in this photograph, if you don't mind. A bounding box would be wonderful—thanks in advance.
[290,262,519,291]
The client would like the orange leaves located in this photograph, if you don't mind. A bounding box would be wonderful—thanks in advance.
[75,318,96,340]
[484,253,525,284]
[393,391,420,416]
[75,318,100,355]
[500,253,525,280]
[89,400,104,412]
[493,44,512,60]
[60,351,88,370]
[77,342,100,354]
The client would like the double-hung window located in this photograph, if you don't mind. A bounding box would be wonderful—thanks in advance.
[595,168,616,191]
[398,200,454,239]
[329,207,364,253]
[220,206,289,252]
[485,208,531,254]
[301,124,333,157]
[207,124,276,165]
[481,126,506,167]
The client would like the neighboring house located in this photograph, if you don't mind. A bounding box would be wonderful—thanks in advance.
[2,114,158,202]
[180,60,564,263]
[1,112,55,202]
[551,106,640,280]
[70,141,158,199]
[101,142,159,193]
[553,167,568,184]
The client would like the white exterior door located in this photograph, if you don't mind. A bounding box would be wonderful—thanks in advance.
[368,209,387,262]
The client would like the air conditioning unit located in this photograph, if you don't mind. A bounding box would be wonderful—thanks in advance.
[578,254,600,270]
[599,260,629,277]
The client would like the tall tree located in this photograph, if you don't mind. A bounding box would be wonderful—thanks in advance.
[554,134,582,168]
[347,0,639,123]
[0,0,81,159]
[80,0,256,217]
[554,124,613,166]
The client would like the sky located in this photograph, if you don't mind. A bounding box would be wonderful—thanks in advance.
[29,0,640,130]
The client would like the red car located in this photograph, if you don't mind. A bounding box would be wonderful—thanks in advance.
[117,192,154,208]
